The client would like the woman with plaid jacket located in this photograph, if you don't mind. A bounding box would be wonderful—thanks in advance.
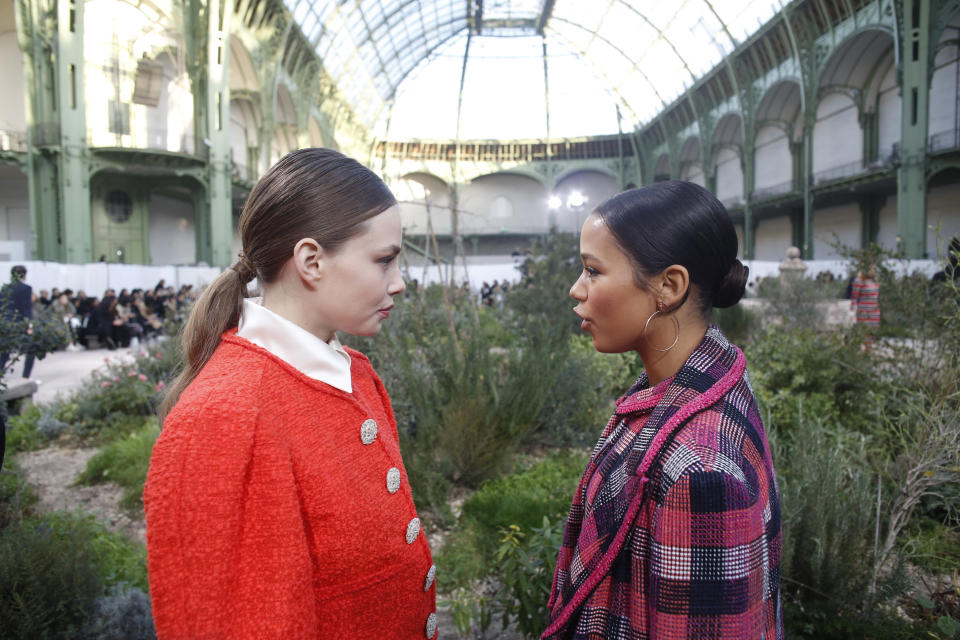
[544,181,783,640]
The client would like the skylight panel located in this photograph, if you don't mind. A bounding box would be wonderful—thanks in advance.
[719,0,780,43]
[553,0,604,35]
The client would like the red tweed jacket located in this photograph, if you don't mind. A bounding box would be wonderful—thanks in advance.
[544,327,783,639]
[144,330,438,639]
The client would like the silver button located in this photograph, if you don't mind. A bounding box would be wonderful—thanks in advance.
[425,612,437,638]
[360,419,378,445]
[405,517,420,544]
[424,564,436,591]
[386,467,401,494]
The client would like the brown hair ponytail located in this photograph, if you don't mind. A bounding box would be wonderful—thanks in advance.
[159,148,396,423]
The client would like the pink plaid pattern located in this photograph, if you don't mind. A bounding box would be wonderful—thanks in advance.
[544,327,782,639]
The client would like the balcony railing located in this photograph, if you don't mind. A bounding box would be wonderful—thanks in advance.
[720,195,745,209]
[751,180,794,200]
[812,159,865,185]
[87,124,199,158]
[929,127,960,153]
[0,129,27,152]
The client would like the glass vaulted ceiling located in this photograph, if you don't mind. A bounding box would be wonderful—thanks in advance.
[284,0,781,140]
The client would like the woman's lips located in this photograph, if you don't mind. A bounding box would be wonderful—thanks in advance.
[574,308,590,330]
[378,306,393,319]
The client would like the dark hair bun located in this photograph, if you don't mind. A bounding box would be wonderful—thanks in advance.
[713,260,748,308]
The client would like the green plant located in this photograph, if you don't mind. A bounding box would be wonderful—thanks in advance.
[747,326,883,435]
[712,301,761,348]
[436,451,587,591]
[0,516,104,639]
[6,404,44,452]
[445,585,494,638]
[70,358,167,440]
[0,510,150,639]
[355,285,569,506]
[83,584,156,640]
[77,419,159,511]
[0,456,39,527]
[494,517,562,639]
[460,450,586,554]
[532,335,636,447]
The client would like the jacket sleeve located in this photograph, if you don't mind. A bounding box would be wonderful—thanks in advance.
[647,468,772,639]
[144,398,318,639]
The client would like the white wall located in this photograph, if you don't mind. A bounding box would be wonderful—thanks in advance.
[715,147,743,203]
[550,171,620,233]
[0,261,222,296]
[680,163,705,187]
[927,183,960,257]
[930,40,959,137]
[876,197,899,251]
[754,215,793,261]
[813,92,862,174]
[148,192,196,265]
[0,166,29,253]
[460,173,550,234]
[754,125,792,190]
[0,32,25,133]
[813,203,861,258]
[876,65,900,158]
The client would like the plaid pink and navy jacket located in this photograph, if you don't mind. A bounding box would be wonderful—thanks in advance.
[543,327,783,639]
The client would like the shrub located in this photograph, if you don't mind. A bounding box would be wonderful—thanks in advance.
[77,419,159,511]
[0,510,150,639]
[437,451,587,590]
[0,456,38,527]
[460,450,587,554]
[712,301,761,348]
[746,326,883,435]
[353,286,570,509]
[70,359,167,440]
[0,516,104,639]
[83,584,156,640]
[6,404,44,452]
[533,335,637,447]
[494,517,563,639]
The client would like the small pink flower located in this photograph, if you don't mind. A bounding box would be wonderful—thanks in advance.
[155,352,163,359]
[138,374,147,382]
[101,381,110,388]
[155,381,166,391]
[103,357,110,363]
[128,371,137,377]
[113,376,120,382]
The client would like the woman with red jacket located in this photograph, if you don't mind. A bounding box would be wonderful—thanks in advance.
[544,181,782,639]
[144,148,438,639]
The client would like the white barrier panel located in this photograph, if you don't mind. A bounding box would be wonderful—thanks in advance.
[0,257,945,296]
[742,259,942,283]
[0,261,224,295]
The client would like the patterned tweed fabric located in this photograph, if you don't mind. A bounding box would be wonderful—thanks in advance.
[851,277,881,326]
[543,327,783,639]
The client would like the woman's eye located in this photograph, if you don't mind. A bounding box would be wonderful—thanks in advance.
[584,267,599,277]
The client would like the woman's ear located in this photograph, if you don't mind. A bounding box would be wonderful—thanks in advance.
[291,238,324,285]
[659,264,690,309]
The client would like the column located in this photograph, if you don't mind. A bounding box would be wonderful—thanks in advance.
[896,0,931,258]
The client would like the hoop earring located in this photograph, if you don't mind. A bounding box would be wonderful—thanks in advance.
[642,300,680,352]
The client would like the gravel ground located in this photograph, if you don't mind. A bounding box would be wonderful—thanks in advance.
[16,445,146,544]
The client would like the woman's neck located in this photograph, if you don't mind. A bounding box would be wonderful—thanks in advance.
[639,316,708,386]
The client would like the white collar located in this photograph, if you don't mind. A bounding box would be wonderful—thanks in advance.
[237,297,352,393]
